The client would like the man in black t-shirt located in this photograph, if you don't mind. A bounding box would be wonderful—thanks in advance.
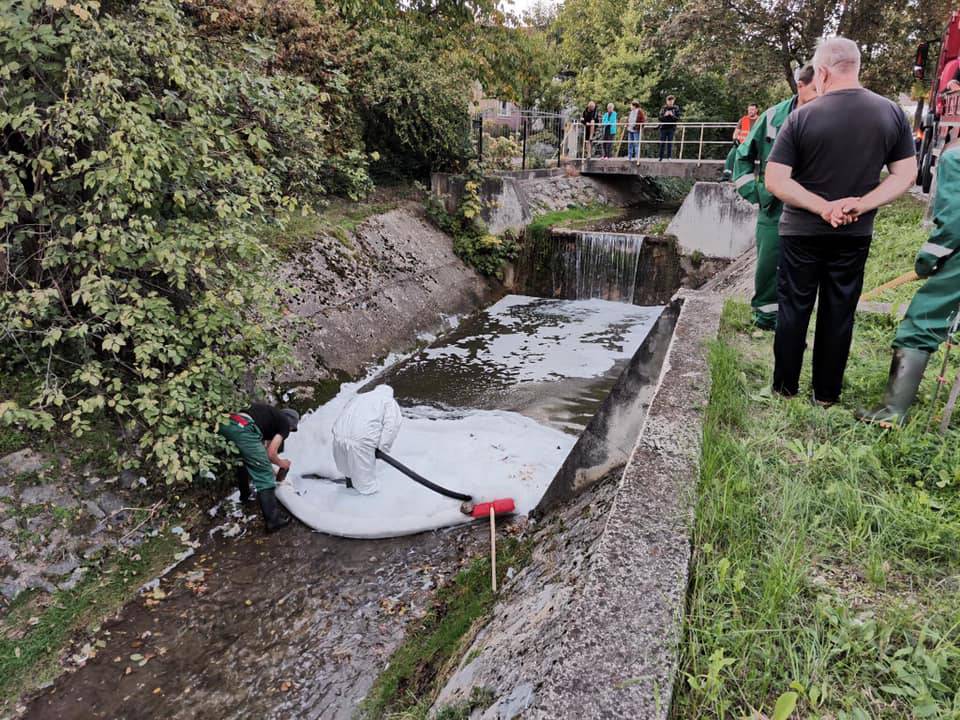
[765,37,917,405]
[220,403,300,532]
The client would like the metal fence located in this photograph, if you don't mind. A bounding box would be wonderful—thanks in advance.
[471,109,569,171]
[566,121,738,162]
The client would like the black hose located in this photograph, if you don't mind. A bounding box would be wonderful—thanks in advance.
[375,448,473,503]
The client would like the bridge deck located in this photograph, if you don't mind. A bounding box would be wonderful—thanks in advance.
[572,158,725,181]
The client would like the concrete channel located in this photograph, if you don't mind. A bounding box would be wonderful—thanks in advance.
[18,179,748,719]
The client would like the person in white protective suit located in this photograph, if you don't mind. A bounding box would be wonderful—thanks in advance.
[331,386,402,494]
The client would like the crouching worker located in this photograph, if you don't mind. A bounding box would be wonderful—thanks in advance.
[332,386,402,494]
[857,139,960,427]
[220,404,300,532]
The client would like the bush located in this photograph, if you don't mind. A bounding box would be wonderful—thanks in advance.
[425,164,518,278]
[0,0,336,482]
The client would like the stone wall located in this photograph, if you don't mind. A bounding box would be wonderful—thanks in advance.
[278,206,500,384]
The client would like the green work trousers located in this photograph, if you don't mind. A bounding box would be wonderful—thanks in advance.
[894,253,960,353]
[752,208,781,329]
[219,418,276,491]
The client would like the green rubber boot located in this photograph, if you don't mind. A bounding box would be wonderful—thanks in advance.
[855,348,931,427]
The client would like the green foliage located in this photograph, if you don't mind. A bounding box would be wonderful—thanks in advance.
[359,537,531,719]
[481,134,522,171]
[425,164,518,277]
[676,300,960,719]
[863,195,929,306]
[357,21,474,178]
[0,0,332,482]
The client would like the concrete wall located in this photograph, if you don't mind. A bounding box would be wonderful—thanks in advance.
[431,169,663,235]
[666,181,757,258]
[278,206,499,384]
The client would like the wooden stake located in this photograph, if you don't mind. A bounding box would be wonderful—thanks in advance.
[490,506,497,593]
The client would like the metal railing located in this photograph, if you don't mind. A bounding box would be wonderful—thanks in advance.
[472,109,569,171]
[563,121,738,162]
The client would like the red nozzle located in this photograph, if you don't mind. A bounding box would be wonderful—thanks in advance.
[470,498,516,518]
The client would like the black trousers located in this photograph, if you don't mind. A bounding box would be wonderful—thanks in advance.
[659,127,675,159]
[772,235,872,402]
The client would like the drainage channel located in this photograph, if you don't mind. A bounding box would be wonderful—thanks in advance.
[22,225,680,720]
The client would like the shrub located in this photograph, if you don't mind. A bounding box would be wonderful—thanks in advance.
[0,0,333,482]
[425,164,518,278]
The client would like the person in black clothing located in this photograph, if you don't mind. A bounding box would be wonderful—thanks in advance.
[582,101,599,158]
[219,403,300,532]
[765,37,917,406]
[658,96,681,160]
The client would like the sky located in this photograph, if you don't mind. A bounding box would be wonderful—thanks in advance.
[505,0,559,17]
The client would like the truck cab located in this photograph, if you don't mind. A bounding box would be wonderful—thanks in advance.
[916,9,960,192]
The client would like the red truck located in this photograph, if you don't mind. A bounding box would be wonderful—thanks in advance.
[914,8,960,192]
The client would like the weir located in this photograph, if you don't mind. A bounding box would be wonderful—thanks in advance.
[562,231,643,304]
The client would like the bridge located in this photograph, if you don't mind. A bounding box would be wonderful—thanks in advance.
[563,121,735,181]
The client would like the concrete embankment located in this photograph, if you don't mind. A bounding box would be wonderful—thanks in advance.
[279,206,500,384]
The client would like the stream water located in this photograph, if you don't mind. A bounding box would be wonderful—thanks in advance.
[23,295,663,720]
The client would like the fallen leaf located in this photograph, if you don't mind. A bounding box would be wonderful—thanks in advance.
[153,687,162,695]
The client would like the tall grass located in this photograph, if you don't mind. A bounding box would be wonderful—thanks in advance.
[675,300,960,719]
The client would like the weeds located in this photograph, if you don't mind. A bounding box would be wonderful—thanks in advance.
[676,300,960,719]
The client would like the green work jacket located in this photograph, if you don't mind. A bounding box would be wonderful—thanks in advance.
[917,145,960,277]
[731,96,797,216]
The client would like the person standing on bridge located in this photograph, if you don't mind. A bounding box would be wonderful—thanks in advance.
[582,101,599,158]
[731,65,818,330]
[658,96,681,160]
[627,101,646,161]
[856,138,960,426]
[601,103,618,159]
[765,37,917,406]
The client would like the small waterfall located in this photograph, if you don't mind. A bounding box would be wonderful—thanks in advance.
[562,232,644,304]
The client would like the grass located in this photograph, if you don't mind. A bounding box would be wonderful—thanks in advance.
[674,300,960,719]
[358,536,532,720]
[862,195,929,307]
[0,530,183,712]
[525,204,624,240]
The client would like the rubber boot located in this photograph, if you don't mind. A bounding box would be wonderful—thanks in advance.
[258,487,292,533]
[235,466,254,505]
[855,348,931,427]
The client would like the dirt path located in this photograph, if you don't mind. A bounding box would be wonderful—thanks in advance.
[20,515,484,720]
